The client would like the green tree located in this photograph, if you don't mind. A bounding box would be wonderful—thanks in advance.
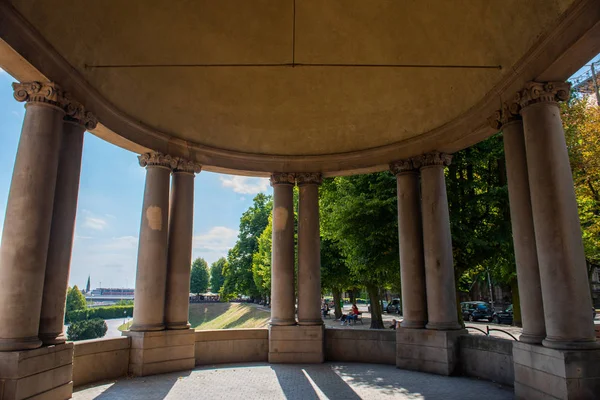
[210,258,227,294]
[66,285,87,313]
[190,257,210,295]
[221,193,273,300]
[320,173,399,329]
[252,213,273,301]
[320,238,351,319]
[66,318,107,341]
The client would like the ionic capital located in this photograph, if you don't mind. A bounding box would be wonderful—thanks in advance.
[515,81,570,109]
[415,152,452,168]
[138,152,177,169]
[64,98,98,130]
[487,101,521,130]
[389,159,419,175]
[173,158,202,174]
[12,81,67,109]
[296,172,322,186]
[270,172,295,186]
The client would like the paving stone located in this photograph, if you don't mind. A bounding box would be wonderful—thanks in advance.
[73,362,514,400]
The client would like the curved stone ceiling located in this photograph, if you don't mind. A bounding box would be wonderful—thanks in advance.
[2,0,598,174]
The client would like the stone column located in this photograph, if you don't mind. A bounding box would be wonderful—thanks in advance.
[518,82,598,349]
[418,152,461,330]
[39,102,97,345]
[0,82,65,351]
[165,159,201,330]
[130,152,176,332]
[488,103,546,344]
[297,173,323,326]
[270,173,296,326]
[390,159,427,329]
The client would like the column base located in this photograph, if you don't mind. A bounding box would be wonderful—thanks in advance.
[519,332,545,345]
[0,336,42,352]
[166,322,191,330]
[425,321,462,330]
[268,325,324,363]
[129,322,165,332]
[396,327,467,375]
[400,320,426,329]
[513,341,600,400]
[269,318,297,326]
[297,319,324,326]
[542,336,600,350]
[123,329,195,377]
[39,331,67,346]
[0,343,73,400]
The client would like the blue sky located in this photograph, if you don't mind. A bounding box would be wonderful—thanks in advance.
[0,68,272,289]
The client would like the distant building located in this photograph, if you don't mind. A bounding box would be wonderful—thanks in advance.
[90,288,135,297]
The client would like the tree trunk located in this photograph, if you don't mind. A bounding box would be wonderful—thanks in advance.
[349,290,356,304]
[332,289,342,319]
[367,284,384,329]
[510,279,522,327]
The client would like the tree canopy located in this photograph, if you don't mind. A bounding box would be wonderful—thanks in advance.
[190,257,210,295]
[66,285,87,313]
[209,258,227,294]
[252,213,273,300]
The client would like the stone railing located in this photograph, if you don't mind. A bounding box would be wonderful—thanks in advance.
[72,337,130,387]
[458,334,514,387]
[324,329,396,365]
[194,329,268,365]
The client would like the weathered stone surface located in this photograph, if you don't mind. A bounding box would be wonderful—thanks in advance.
[396,328,466,376]
[458,335,514,386]
[73,338,130,387]
[513,341,600,399]
[0,343,73,400]
[325,328,395,365]
[268,325,324,364]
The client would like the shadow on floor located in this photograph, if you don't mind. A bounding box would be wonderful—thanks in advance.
[271,364,362,400]
[74,370,192,400]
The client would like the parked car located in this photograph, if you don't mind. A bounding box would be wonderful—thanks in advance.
[461,301,493,322]
[386,299,401,314]
[492,304,513,325]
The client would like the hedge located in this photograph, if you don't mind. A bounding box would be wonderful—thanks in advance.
[65,305,133,324]
[67,318,108,341]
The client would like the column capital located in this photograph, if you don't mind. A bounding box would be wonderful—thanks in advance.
[296,172,322,186]
[270,172,295,186]
[515,81,570,109]
[12,81,67,109]
[64,97,98,130]
[138,152,178,169]
[415,152,452,168]
[487,101,521,130]
[173,157,202,174]
[389,159,419,175]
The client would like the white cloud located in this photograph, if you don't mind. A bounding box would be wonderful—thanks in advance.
[83,216,108,230]
[0,67,5,75]
[219,176,269,194]
[193,226,238,252]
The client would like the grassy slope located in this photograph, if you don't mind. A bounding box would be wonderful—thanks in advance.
[118,303,270,331]
[189,303,270,330]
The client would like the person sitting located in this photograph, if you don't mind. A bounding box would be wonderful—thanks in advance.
[345,303,360,324]
[321,300,330,318]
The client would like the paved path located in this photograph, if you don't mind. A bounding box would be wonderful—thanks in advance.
[73,363,514,400]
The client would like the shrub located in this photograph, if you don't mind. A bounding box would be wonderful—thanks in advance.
[67,318,107,341]
[65,305,133,323]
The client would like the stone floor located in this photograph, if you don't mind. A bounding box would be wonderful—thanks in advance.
[73,363,514,400]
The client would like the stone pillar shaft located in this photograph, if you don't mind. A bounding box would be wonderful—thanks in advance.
[391,161,427,328]
[131,153,175,331]
[297,173,322,326]
[0,83,66,351]
[419,153,461,331]
[165,160,201,330]
[494,108,546,344]
[38,119,87,344]
[518,82,598,349]
[270,173,296,326]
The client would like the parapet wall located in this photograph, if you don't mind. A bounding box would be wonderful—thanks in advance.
[72,337,130,387]
[194,329,268,365]
[458,334,514,387]
[324,328,396,365]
